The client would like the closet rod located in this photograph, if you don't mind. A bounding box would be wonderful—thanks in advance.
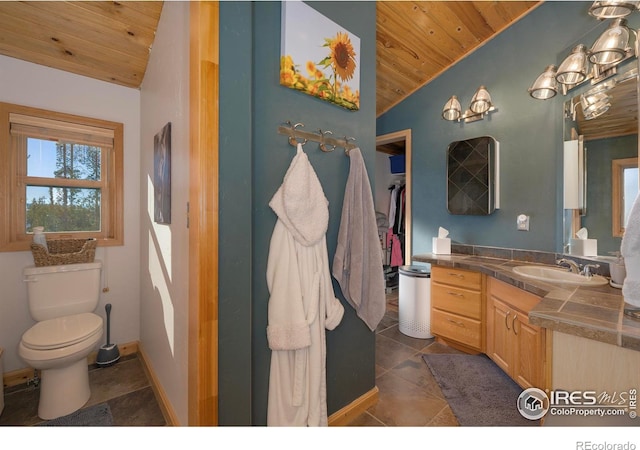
[278,122,357,153]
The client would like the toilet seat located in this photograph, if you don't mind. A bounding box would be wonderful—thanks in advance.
[21,313,103,351]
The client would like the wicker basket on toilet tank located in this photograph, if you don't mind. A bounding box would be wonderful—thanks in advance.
[30,238,97,267]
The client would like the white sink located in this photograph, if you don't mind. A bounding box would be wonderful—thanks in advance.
[512,265,609,286]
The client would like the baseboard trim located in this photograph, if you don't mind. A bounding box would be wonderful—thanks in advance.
[3,340,180,426]
[137,342,180,426]
[328,386,379,426]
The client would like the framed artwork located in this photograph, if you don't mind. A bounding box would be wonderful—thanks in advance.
[154,122,171,224]
[280,2,360,111]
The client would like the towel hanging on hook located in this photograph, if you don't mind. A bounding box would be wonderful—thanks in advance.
[284,121,307,147]
[343,137,357,155]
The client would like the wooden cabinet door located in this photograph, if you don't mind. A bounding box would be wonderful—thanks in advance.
[486,296,513,376]
[512,309,545,390]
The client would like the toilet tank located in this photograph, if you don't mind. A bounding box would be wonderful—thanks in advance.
[23,261,102,321]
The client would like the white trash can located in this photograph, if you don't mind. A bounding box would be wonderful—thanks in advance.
[398,265,433,339]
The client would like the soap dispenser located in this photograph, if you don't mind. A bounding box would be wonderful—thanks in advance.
[32,226,48,252]
[608,251,625,287]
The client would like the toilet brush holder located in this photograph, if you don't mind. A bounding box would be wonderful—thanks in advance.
[96,303,120,367]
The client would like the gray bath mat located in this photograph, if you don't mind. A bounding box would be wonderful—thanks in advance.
[422,353,540,426]
[37,402,113,426]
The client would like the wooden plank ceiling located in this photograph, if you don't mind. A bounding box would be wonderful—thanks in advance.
[6,0,637,141]
[0,1,163,88]
[376,1,541,116]
[0,1,539,110]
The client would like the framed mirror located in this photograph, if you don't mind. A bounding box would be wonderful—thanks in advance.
[563,66,639,255]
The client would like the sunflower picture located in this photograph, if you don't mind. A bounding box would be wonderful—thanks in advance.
[280,2,360,111]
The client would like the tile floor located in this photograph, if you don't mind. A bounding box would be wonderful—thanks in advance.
[0,292,463,428]
[0,354,166,426]
[345,290,465,426]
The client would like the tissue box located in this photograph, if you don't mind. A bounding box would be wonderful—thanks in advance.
[569,238,598,257]
[432,237,451,255]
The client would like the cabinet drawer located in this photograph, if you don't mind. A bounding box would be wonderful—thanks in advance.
[431,308,482,349]
[432,266,482,290]
[432,283,482,319]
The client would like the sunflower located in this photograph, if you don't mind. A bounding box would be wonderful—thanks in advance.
[328,32,356,82]
[306,60,317,78]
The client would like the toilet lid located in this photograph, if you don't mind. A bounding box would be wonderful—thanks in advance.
[22,313,103,350]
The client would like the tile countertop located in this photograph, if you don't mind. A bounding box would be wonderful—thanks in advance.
[412,253,640,353]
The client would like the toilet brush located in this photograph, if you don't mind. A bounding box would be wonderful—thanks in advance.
[96,303,120,367]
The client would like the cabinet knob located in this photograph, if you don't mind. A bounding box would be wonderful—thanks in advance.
[512,315,519,335]
[505,311,511,330]
[447,291,464,298]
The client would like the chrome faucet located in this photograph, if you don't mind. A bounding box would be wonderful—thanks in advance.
[556,258,581,274]
[581,263,600,278]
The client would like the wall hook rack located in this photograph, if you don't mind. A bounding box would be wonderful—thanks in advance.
[278,121,357,154]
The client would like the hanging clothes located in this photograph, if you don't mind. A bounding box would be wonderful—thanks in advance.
[333,148,386,331]
[386,181,406,267]
[387,228,404,267]
[266,143,345,426]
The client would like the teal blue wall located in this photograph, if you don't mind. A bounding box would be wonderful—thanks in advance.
[219,0,253,425]
[377,1,628,256]
[219,1,377,425]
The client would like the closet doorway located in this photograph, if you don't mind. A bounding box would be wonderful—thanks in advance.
[375,129,412,292]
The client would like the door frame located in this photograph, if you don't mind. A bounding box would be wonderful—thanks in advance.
[376,129,412,263]
[188,0,219,426]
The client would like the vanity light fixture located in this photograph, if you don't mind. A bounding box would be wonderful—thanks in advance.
[442,95,462,121]
[528,65,559,99]
[581,90,612,119]
[565,78,617,121]
[529,9,638,100]
[589,0,639,19]
[529,0,640,100]
[556,45,589,85]
[442,86,496,123]
[589,18,634,65]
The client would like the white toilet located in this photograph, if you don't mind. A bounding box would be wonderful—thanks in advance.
[19,261,104,420]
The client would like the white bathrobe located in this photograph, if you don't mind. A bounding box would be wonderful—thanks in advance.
[266,144,344,426]
[622,192,640,307]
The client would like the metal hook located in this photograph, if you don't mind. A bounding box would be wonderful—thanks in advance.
[318,129,335,152]
[343,136,357,154]
[287,122,307,147]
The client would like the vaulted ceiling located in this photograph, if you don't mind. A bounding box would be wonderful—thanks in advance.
[0,1,163,88]
[7,0,636,141]
[375,1,541,116]
[0,1,545,116]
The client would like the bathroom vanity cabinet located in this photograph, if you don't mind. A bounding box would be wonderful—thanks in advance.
[430,266,550,391]
[430,266,485,353]
[486,277,549,391]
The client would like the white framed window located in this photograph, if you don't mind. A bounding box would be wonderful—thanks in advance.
[0,102,123,251]
[612,157,639,238]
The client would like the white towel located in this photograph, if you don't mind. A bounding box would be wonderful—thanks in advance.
[621,192,640,307]
[332,148,386,331]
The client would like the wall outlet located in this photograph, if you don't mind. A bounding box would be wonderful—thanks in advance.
[517,214,530,231]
